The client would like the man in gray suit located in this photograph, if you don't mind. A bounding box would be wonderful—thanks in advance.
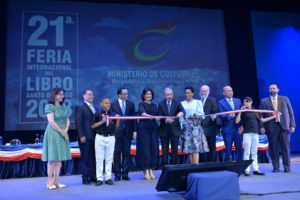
[260,83,295,173]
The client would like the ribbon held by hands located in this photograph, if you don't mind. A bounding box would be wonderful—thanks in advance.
[105,115,177,126]
[203,109,281,117]
[105,109,280,126]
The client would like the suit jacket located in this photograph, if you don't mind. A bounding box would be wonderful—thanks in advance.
[111,100,137,139]
[158,99,184,137]
[260,95,295,132]
[75,102,97,141]
[218,97,242,135]
[202,96,220,136]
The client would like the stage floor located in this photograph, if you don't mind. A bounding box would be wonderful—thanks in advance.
[1,162,300,200]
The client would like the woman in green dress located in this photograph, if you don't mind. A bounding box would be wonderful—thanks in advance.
[42,88,71,190]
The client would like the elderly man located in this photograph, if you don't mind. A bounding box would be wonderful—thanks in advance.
[158,87,184,167]
[199,85,219,162]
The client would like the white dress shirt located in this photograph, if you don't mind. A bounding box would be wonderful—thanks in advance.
[85,101,96,114]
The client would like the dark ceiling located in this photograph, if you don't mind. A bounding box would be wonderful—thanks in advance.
[53,0,300,12]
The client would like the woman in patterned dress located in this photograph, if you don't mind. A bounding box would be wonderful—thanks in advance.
[42,88,71,190]
[181,86,209,164]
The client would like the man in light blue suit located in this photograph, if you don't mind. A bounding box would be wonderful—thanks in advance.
[218,86,242,161]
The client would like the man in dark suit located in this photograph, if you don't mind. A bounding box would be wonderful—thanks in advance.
[75,89,97,184]
[260,83,295,173]
[111,87,136,181]
[199,85,220,162]
[158,87,184,167]
[218,86,242,161]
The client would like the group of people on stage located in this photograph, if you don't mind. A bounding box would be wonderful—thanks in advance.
[41,83,295,189]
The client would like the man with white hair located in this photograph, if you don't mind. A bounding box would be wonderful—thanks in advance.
[158,87,184,167]
[199,85,219,162]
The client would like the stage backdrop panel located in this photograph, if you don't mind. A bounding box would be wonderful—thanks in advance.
[5,0,230,131]
[252,11,300,152]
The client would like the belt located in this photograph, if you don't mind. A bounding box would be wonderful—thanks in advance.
[96,133,114,137]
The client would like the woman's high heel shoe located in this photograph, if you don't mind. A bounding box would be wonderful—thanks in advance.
[144,170,150,180]
[56,183,66,188]
[47,184,57,190]
[149,170,156,179]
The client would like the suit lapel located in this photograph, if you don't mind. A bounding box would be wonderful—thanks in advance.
[203,98,210,113]
[115,101,123,115]
[84,102,93,115]
[277,96,282,112]
[125,101,129,115]
[223,98,233,111]
[233,98,238,110]
[170,101,175,114]
[268,97,275,111]
[162,101,168,115]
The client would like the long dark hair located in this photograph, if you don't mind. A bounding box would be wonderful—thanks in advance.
[48,88,65,105]
[141,87,154,101]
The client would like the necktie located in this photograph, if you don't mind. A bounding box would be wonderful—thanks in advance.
[272,96,277,111]
[201,97,205,105]
[228,99,234,110]
[89,104,96,114]
[121,100,126,115]
[167,101,171,113]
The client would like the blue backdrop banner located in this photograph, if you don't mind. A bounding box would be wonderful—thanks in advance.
[5,0,229,131]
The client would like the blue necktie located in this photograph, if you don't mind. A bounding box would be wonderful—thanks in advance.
[228,99,234,110]
[201,97,205,105]
[167,101,171,113]
[121,100,126,115]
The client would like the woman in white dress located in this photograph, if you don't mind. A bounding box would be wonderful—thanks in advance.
[181,86,209,164]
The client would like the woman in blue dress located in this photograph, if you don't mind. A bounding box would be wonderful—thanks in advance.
[136,88,159,180]
[42,88,71,189]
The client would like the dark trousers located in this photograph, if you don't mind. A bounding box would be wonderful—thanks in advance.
[136,127,159,170]
[78,139,96,180]
[223,132,242,161]
[267,123,290,171]
[200,135,216,162]
[160,128,179,166]
[114,133,132,177]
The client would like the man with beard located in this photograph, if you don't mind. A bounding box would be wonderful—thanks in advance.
[199,85,219,162]
[260,83,295,173]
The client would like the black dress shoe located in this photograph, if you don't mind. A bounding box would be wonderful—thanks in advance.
[244,172,250,176]
[122,175,130,181]
[272,169,279,173]
[253,171,265,176]
[90,178,97,182]
[284,169,291,173]
[105,179,114,185]
[95,180,103,186]
[114,176,121,181]
[82,178,91,185]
